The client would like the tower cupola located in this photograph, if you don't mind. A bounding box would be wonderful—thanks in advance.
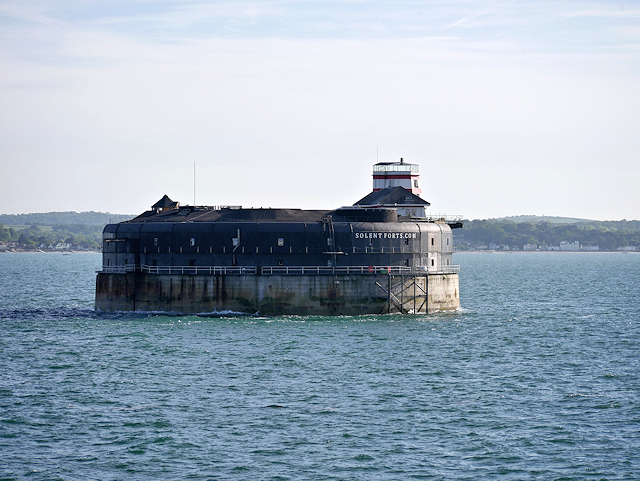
[372,158,422,195]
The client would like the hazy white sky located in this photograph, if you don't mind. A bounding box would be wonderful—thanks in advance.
[1,0,639,220]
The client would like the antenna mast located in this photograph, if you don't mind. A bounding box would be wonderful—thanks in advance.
[193,162,196,206]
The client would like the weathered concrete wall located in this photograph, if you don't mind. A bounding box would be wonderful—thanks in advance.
[426,273,460,312]
[95,272,459,315]
[95,271,136,311]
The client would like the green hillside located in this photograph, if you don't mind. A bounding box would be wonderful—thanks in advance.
[496,215,595,224]
[0,212,133,226]
[0,212,134,250]
[3,211,640,252]
[455,219,640,251]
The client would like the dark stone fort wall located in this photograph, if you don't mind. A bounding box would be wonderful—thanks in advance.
[102,221,450,268]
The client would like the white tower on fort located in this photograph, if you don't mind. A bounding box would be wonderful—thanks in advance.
[372,158,422,195]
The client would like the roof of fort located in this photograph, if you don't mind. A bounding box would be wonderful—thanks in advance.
[129,207,331,223]
[354,187,430,207]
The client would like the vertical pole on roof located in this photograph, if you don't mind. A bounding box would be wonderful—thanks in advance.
[193,162,196,206]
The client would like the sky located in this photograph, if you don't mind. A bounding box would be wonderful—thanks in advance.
[1,0,639,220]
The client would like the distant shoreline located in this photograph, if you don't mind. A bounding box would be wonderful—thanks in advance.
[0,249,100,254]
[456,250,638,254]
[3,249,637,255]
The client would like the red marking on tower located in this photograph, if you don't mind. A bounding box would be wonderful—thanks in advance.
[372,158,422,194]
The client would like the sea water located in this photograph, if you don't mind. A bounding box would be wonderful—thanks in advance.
[1,252,639,480]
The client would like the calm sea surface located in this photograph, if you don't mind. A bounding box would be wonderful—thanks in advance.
[1,252,639,480]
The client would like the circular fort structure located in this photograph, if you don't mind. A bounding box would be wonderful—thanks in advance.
[96,160,462,315]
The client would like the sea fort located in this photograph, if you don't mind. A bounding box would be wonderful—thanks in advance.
[95,159,462,315]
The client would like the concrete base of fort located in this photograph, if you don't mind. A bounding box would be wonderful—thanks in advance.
[95,272,459,316]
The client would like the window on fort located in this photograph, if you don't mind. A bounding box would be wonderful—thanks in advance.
[188,259,196,266]
[190,238,195,247]
[154,238,158,246]
[278,260,284,266]
[327,238,332,246]
[369,238,374,246]
[278,238,284,247]
[446,238,449,245]
[414,180,419,188]
[431,238,434,246]
[405,238,409,245]
[431,259,435,266]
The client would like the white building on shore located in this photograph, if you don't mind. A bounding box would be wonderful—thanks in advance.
[560,241,580,251]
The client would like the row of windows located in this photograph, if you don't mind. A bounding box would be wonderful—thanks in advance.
[149,236,448,247]
[378,180,420,188]
[153,236,289,247]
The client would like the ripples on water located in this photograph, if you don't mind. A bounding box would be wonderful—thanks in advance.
[1,252,639,480]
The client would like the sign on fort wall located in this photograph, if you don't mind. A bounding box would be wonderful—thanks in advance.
[354,232,418,240]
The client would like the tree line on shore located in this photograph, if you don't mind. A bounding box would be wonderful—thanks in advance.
[454,219,640,251]
[0,223,104,250]
[2,212,640,252]
[0,211,132,226]
[0,212,135,250]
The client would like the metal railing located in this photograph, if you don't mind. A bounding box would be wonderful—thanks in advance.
[351,246,457,254]
[373,164,418,172]
[352,246,414,254]
[99,264,460,275]
[424,214,463,222]
[262,265,459,275]
[260,266,415,275]
[141,265,257,275]
[99,265,139,273]
[419,265,461,274]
